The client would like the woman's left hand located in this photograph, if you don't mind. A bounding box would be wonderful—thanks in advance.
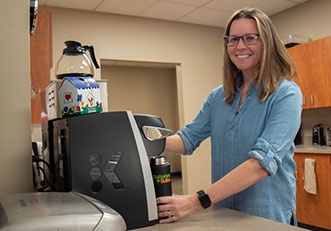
[156,194,203,224]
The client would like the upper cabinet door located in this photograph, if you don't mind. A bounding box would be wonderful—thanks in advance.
[288,36,331,109]
[30,9,52,124]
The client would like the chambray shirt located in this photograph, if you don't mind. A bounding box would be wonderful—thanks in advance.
[178,79,302,224]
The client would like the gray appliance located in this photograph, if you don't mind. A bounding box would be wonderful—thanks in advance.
[325,125,331,146]
[312,123,326,145]
[48,111,168,230]
[0,192,126,230]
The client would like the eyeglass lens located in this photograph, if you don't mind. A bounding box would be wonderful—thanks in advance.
[226,34,259,46]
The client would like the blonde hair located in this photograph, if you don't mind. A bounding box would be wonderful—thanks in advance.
[223,8,297,104]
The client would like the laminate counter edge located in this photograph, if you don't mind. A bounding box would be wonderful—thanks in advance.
[295,145,331,154]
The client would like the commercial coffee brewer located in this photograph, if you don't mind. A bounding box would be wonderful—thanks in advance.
[41,40,174,230]
[47,111,173,230]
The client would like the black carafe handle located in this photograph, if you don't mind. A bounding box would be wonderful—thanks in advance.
[83,46,100,69]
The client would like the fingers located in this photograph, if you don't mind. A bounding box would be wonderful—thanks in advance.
[157,203,170,212]
[158,210,171,218]
[157,204,174,222]
[156,196,173,205]
[159,216,176,224]
[156,196,173,214]
[158,210,178,224]
[157,196,177,223]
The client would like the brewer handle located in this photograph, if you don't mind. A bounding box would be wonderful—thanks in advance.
[84,45,100,69]
[142,126,174,141]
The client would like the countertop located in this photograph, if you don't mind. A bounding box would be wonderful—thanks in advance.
[295,144,331,154]
[133,206,308,231]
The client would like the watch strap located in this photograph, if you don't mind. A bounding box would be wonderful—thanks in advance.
[197,190,211,209]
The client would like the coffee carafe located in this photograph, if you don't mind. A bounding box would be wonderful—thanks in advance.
[55,40,100,79]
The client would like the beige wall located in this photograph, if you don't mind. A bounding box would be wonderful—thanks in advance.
[0,0,33,195]
[47,6,223,194]
[33,0,331,195]
[101,65,181,172]
[0,0,329,199]
[271,0,331,41]
[271,0,331,143]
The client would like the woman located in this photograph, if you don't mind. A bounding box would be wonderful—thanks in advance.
[157,8,302,225]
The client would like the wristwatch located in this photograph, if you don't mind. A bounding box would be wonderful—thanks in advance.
[197,190,211,209]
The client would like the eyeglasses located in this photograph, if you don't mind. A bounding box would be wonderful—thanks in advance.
[224,33,260,47]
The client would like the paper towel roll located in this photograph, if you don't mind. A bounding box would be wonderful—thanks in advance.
[303,158,317,195]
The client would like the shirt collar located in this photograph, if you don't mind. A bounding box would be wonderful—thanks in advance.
[235,72,258,92]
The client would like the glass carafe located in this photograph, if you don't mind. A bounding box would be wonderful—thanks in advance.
[55,40,99,79]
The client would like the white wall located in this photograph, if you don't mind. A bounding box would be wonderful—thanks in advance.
[0,0,33,195]
[47,6,223,194]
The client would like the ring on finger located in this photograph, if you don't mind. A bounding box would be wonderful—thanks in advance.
[168,211,171,218]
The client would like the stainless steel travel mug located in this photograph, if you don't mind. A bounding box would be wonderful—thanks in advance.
[150,156,172,197]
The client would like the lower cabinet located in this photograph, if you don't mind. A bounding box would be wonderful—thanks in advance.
[293,153,331,230]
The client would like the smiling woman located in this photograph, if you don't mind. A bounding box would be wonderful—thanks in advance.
[222,8,298,104]
[156,7,302,227]
[226,18,263,88]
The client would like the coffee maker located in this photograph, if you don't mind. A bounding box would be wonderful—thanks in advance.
[312,123,326,145]
[48,111,172,230]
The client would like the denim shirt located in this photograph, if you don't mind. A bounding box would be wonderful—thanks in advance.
[178,79,302,224]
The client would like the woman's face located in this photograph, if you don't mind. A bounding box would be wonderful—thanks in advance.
[227,18,263,78]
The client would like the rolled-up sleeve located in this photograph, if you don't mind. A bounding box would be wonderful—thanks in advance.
[248,138,281,176]
[248,82,302,176]
[177,130,195,154]
[177,90,216,155]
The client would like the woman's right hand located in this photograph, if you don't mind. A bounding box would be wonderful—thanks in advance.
[156,194,203,223]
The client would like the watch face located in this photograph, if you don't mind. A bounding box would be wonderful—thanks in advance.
[198,190,211,209]
[30,0,38,35]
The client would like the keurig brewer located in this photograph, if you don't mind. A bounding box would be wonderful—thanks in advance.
[48,111,173,230]
[42,40,175,230]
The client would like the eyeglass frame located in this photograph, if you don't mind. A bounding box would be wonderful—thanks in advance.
[223,33,260,47]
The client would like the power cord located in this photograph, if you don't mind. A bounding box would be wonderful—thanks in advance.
[32,142,55,192]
